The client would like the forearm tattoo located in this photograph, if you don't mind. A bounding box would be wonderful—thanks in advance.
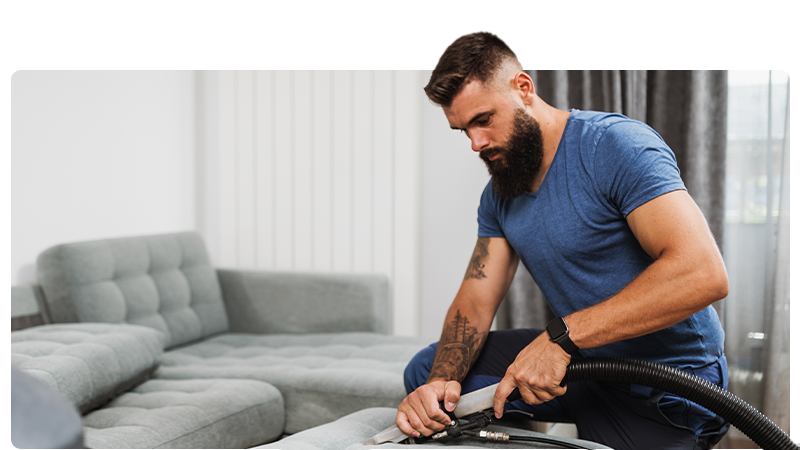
[427,310,488,383]
[464,237,490,280]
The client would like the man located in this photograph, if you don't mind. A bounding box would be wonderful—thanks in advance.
[397,32,730,450]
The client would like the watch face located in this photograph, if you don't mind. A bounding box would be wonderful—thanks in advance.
[547,318,568,338]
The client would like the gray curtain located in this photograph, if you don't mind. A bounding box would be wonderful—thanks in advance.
[496,70,728,331]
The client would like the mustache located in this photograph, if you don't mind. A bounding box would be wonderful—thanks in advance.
[480,148,503,164]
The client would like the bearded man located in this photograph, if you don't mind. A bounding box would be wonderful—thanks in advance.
[397,32,730,450]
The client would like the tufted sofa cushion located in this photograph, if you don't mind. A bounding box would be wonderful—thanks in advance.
[155,332,431,434]
[37,232,229,349]
[83,378,285,449]
[11,323,165,413]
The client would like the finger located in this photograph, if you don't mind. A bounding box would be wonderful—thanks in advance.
[493,375,517,419]
[406,411,437,437]
[421,392,450,428]
[527,382,567,405]
[409,392,445,434]
[442,381,461,412]
[395,410,419,437]
[548,383,567,398]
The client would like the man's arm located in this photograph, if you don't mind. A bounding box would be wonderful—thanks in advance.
[396,236,518,437]
[493,190,728,416]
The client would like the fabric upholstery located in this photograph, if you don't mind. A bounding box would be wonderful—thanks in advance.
[11,323,164,413]
[156,332,431,434]
[36,232,230,348]
[11,367,84,449]
[255,407,611,449]
[218,269,392,334]
[11,284,50,330]
[83,378,285,449]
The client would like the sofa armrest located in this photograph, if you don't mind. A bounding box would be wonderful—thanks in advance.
[217,269,392,334]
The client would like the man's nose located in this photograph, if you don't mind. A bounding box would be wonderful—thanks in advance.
[470,131,490,152]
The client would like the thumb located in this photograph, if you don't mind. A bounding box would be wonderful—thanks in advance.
[442,381,461,412]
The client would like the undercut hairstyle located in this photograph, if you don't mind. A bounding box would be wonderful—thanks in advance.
[424,32,521,107]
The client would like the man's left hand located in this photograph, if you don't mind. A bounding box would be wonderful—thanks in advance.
[493,332,571,418]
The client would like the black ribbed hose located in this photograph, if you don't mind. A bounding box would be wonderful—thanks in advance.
[564,357,797,450]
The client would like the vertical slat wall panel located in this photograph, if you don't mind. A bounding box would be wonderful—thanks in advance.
[312,71,333,271]
[293,71,313,271]
[217,71,237,267]
[274,71,294,270]
[332,71,354,272]
[255,71,275,269]
[393,71,422,336]
[236,71,256,267]
[373,71,395,280]
[210,70,421,336]
[353,71,374,272]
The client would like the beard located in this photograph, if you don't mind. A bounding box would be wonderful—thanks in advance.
[480,108,545,199]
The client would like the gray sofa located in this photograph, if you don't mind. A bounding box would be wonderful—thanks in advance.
[11,231,432,448]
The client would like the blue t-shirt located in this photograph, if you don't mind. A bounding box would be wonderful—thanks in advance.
[478,110,724,369]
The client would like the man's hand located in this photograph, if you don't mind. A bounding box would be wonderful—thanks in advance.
[493,332,571,418]
[396,380,461,437]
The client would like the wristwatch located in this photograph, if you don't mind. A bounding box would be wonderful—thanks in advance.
[546,317,580,355]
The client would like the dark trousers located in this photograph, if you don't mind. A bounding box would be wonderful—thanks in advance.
[404,328,730,450]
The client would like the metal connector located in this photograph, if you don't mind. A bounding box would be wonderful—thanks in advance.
[479,430,510,441]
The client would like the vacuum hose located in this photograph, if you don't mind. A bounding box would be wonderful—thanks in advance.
[564,357,797,450]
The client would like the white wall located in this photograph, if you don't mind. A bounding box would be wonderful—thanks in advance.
[11,71,197,285]
[419,71,494,340]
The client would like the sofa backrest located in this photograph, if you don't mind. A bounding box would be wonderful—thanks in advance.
[36,232,229,349]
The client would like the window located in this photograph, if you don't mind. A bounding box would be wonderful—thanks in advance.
[720,70,790,448]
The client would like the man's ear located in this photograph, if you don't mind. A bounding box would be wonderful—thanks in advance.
[515,72,535,105]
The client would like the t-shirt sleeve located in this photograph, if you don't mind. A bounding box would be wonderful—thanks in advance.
[594,121,686,217]
[477,181,505,238]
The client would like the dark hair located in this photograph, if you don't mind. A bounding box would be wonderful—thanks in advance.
[424,32,519,107]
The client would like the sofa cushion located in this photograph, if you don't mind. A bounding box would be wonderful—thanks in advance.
[255,407,611,449]
[156,332,431,434]
[83,378,285,449]
[11,323,165,413]
[37,232,230,348]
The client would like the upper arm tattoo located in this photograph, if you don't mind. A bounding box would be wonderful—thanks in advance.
[464,237,490,280]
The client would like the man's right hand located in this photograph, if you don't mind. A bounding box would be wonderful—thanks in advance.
[396,380,462,437]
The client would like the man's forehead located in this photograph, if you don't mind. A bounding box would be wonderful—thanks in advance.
[444,80,504,128]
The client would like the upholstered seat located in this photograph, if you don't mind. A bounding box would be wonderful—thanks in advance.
[83,378,284,448]
[157,332,430,433]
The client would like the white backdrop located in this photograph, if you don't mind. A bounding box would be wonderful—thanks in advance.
[11,71,197,285]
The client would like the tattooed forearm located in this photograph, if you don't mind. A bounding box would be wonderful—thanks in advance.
[464,237,490,280]
[427,310,488,383]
